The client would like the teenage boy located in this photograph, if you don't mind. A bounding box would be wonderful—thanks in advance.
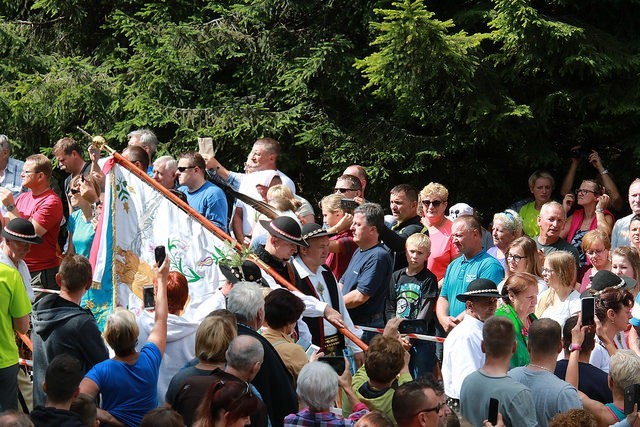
[385,233,439,377]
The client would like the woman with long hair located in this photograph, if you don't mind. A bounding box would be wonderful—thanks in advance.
[561,180,614,272]
[535,251,580,329]
[501,236,547,294]
[194,380,263,427]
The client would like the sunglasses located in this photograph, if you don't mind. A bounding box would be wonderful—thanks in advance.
[68,188,80,195]
[334,188,358,193]
[414,402,446,416]
[422,200,445,207]
[177,166,196,172]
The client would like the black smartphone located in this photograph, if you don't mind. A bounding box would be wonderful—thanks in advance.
[155,245,166,267]
[582,297,595,326]
[398,319,427,335]
[488,398,499,425]
[143,285,155,309]
[624,384,640,414]
[340,198,359,211]
[318,356,345,375]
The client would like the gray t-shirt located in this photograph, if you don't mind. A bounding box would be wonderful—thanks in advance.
[460,370,538,427]
[534,236,580,267]
[509,367,582,427]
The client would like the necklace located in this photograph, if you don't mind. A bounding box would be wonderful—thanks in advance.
[528,363,553,373]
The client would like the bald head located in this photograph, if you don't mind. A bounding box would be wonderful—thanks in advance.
[226,335,264,373]
[343,165,367,195]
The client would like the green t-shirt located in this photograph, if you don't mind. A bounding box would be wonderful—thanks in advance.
[342,365,412,424]
[0,263,31,368]
[520,201,540,237]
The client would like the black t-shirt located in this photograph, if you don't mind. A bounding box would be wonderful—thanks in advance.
[554,359,612,403]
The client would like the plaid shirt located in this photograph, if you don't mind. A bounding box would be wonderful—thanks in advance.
[284,405,368,427]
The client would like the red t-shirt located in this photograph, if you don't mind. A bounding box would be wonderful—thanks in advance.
[327,231,358,280]
[15,189,63,271]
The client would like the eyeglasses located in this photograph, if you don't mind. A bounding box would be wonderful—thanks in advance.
[177,166,196,172]
[22,170,40,175]
[68,188,80,195]
[585,248,607,256]
[507,254,525,262]
[542,267,555,274]
[334,188,358,193]
[575,188,598,196]
[414,402,446,416]
[422,200,445,207]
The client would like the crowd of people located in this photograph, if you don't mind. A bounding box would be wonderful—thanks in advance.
[2,131,640,427]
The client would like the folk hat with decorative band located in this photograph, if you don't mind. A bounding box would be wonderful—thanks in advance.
[219,260,265,286]
[456,278,500,302]
[260,216,309,247]
[590,270,636,294]
[2,218,43,244]
[301,223,334,241]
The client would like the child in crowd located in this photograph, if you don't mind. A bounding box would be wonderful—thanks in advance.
[385,233,439,378]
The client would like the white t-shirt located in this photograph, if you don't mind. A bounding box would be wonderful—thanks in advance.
[538,289,581,329]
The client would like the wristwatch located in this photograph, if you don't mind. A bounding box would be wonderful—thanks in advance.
[6,204,15,212]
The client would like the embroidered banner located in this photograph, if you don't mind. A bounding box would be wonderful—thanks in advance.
[87,160,227,329]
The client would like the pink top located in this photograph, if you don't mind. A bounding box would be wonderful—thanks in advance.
[427,218,459,281]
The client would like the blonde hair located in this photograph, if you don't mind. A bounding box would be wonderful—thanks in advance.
[535,251,576,317]
[104,308,138,357]
[419,182,448,201]
[610,350,640,393]
[406,233,430,252]
[611,246,640,282]
[319,193,343,213]
[493,209,523,237]
[195,315,237,364]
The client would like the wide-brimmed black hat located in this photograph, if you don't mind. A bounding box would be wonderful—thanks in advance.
[456,278,500,302]
[301,223,334,241]
[259,216,309,247]
[219,260,265,286]
[2,218,43,244]
[590,270,636,294]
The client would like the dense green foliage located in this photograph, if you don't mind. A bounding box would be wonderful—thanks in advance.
[1,0,639,219]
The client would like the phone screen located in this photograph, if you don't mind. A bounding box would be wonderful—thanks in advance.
[143,285,155,309]
[155,245,166,267]
[582,297,595,326]
[488,398,499,425]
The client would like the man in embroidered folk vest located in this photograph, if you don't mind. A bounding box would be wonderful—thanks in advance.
[254,216,345,344]
[293,223,364,365]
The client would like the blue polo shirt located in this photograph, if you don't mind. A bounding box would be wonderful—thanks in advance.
[440,250,504,317]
